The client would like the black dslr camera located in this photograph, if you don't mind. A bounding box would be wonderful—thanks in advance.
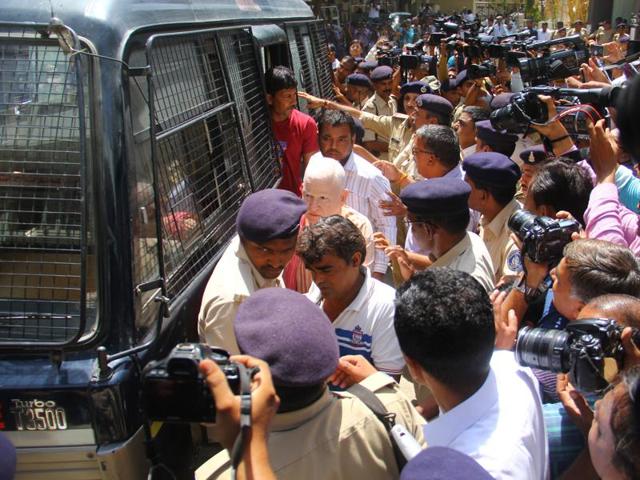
[508,210,580,264]
[516,319,640,392]
[142,343,242,423]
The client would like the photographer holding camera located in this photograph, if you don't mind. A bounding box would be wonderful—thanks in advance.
[197,355,279,480]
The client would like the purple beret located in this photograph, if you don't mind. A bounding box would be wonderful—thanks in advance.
[358,60,379,72]
[463,151,521,188]
[475,120,518,153]
[490,92,516,110]
[371,65,393,81]
[234,288,339,387]
[416,94,453,117]
[400,177,470,217]
[400,81,430,96]
[347,73,373,88]
[440,77,458,92]
[520,145,550,165]
[400,447,494,480]
[456,69,469,85]
[236,189,306,242]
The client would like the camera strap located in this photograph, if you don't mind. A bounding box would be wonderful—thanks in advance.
[230,364,254,477]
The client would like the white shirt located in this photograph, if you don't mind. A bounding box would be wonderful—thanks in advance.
[537,30,552,41]
[309,151,396,274]
[461,144,476,159]
[306,268,404,375]
[423,351,549,480]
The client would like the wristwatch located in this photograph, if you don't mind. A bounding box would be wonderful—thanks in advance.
[515,275,548,303]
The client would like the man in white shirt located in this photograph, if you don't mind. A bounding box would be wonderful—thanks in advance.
[395,268,548,480]
[299,215,404,377]
[537,22,552,42]
[311,110,396,280]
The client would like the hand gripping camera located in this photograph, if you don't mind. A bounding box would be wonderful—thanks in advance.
[142,343,244,423]
[516,319,640,392]
[508,210,581,264]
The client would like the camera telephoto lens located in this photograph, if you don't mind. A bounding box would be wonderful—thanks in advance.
[515,327,571,373]
[518,57,545,84]
[507,210,537,239]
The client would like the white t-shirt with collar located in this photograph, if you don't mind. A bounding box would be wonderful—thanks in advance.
[306,268,404,376]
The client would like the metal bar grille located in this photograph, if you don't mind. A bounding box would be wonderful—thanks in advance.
[309,21,336,101]
[293,26,316,97]
[0,29,93,344]
[218,30,279,191]
[147,30,252,298]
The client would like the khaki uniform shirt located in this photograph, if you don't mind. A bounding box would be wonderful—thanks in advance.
[351,371,426,446]
[429,231,496,293]
[197,235,282,354]
[360,112,413,165]
[196,389,400,480]
[568,28,588,42]
[479,199,523,283]
[362,93,398,147]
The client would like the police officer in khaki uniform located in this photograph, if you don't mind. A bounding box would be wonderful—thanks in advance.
[345,73,374,110]
[399,177,495,292]
[361,66,398,159]
[463,152,523,285]
[197,189,306,354]
[298,81,429,166]
[196,288,424,480]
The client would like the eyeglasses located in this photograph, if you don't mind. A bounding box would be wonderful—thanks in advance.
[411,146,436,156]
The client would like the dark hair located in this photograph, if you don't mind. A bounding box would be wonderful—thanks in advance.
[430,110,452,127]
[564,239,640,303]
[265,66,297,96]
[317,109,356,137]
[610,366,640,479]
[617,75,640,159]
[394,268,495,390]
[472,179,516,207]
[461,106,490,124]
[339,56,357,72]
[296,215,366,266]
[328,43,336,53]
[425,211,470,235]
[529,158,593,225]
[415,125,460,170]
[482,139,516,158]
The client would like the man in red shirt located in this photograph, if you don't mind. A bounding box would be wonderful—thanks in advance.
[266,66,319,196]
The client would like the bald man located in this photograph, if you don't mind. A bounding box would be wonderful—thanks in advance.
[283,157,375,293]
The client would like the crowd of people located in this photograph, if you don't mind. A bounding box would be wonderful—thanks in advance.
[193,8,640,480]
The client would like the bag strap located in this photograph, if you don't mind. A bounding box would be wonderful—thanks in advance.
[348,384,407,470]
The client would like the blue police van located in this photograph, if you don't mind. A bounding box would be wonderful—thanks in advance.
[0,0,333,477]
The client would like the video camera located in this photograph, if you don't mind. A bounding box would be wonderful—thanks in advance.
[516,319,640,392]
[377,46,403,67]
[490,85,622,135]
[142,343,250,423]
[400,40,436,72]
[467,61,497,79]
[517,35,589,84]
[508,210,581,264]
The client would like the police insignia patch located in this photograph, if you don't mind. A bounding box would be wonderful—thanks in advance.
[507,250,523,272]
[351,325,364,346]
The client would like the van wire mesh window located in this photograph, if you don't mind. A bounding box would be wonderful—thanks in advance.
[218,30,279,191]
[308,21,336,101]
[0,28,95,343]
[146,31,263,298]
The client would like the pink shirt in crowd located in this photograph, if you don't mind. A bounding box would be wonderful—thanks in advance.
[584,182,640,256]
